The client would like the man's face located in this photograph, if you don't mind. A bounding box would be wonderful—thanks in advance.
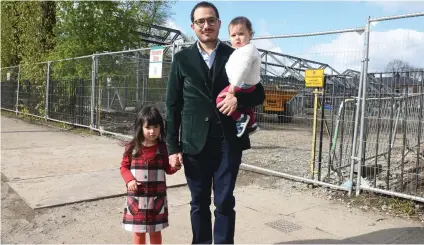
[191,7,221,43]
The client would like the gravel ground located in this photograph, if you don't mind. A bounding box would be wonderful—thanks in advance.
[244,122,334,180]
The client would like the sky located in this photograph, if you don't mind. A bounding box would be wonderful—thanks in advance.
[165,1,424,74]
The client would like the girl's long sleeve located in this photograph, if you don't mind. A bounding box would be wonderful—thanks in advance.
[120,154,135,185]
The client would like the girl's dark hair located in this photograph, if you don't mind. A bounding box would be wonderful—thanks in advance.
[228,16,255,36]
[123,106,165,157]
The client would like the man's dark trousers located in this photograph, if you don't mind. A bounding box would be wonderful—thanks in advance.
[183,136,242,244]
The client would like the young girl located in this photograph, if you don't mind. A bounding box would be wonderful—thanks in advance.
[216,16,262,137]
[120,106,180,244]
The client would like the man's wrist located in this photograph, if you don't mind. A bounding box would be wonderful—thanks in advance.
[167,144,181,156]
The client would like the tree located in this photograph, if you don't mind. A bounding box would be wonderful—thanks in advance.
[50,1,174,60]
[2,1,56,64]
[1,1,56,116]
[1,2,21,67]
[385,59,423,82]
[385,59,413,74]
[40,1,56,55]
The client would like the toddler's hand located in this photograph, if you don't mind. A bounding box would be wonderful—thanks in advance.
[127,180,138,192]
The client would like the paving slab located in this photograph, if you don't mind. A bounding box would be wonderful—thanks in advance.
[1,145,123,180]
[2,117,116,149]
[2,117,124,180]
[289,200,420,243]
[235,187,321,215]
[8,167,186,209]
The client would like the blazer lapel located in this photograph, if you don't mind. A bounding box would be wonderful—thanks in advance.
[186,43,212,97]
[189,43,209,81]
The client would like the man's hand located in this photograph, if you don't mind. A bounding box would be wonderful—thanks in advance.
[227,84,236,94]
[127,180,138,192]
[169,153,183,170]
[216,92,238,116]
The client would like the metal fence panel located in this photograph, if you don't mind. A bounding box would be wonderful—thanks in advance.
[95,46,173,135]
[49,57,93,126]
[18,63,48,117]
[356,13,424,202]
[1,66,19,112]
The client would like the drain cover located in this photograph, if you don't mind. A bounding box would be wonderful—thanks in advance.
[265,219,302,233]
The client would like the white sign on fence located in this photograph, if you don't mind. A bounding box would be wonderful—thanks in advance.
[7,72,10,81]
[149,46,164,79]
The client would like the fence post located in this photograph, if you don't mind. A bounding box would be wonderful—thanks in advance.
[348,24,368,196]
[45,61,51,120]
[355,16,372,196]
[91,54,97,130]
[172,42,176,61]
[264,51,268,80]
[16,65,21,116]
[136,51,140,105]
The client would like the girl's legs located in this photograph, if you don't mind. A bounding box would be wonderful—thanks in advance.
[149,231,162,244]
[133,232,146,244]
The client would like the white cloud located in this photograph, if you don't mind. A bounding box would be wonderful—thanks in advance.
[251,39,282,53]
[307,29,424,73]
[164,20,190,44]
[251,38,287,76]
[165,20,184,33]
[250,19,292,77]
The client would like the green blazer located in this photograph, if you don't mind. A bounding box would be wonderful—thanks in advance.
[165,41,265,156]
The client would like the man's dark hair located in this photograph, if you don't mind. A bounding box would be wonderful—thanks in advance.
[190,1,220,22]
[229,16,255,36]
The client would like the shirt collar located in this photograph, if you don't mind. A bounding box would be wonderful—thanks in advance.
[197,39,221,55]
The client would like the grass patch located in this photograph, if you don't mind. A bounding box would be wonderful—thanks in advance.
[350,194,418,216]
[325,189,424,221]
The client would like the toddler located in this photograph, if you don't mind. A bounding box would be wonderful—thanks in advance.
[216,16,261,137]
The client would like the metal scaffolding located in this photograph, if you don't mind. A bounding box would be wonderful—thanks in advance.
[137,24,189,46]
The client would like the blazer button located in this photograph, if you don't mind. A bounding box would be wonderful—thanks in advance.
[205,117,209,122]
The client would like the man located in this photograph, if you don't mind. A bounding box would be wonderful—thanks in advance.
[165,1,265,244]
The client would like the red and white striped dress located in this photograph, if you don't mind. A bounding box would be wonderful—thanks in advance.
[120,142,177,233]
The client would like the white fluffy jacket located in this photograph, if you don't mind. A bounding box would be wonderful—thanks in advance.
[225,42,261,88]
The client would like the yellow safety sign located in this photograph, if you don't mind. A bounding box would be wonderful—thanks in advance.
[305,69,325,88]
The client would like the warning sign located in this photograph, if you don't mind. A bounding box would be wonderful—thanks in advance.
[305,69,325,88]
[149,46,164,79]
